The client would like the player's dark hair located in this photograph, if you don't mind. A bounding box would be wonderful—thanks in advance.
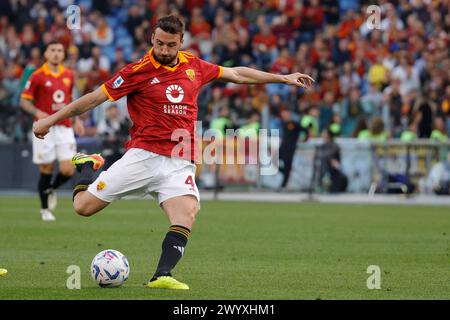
[153,15,184,38]
[45,40,64,51]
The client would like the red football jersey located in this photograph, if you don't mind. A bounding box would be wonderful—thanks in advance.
[101,49,222,161]
[21,63,74,127]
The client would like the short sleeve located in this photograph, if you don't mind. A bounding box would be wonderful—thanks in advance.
[101,64,142,101]
[197,58,222,86]
[21,73,39,100]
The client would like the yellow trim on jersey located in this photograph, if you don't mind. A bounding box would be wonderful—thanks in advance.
[131,54,152,72]
[20,93,34,100]
[41,63,66,78]
[101,84,116,101]
[217,66,223,79]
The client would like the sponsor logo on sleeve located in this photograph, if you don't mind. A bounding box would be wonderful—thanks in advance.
[112,76,124,89]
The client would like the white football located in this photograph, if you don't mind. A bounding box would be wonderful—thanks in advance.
[91,249,129,288]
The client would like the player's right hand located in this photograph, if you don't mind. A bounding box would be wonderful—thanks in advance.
[33,118,52,139]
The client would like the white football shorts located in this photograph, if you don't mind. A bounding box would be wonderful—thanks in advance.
[32,125,77,164]
[87,148,200,205]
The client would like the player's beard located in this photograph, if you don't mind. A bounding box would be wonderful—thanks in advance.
[154,52,178,66]
[49,56,63,67]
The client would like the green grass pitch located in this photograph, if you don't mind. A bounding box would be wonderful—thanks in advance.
[0,195,449,300]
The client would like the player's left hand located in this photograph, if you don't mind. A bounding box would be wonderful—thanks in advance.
[285,72,315,88]
[73,117,85,136]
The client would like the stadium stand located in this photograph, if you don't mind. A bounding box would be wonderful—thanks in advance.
[0,0,449,193]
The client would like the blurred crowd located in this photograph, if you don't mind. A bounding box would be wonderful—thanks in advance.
[0,0,449,147]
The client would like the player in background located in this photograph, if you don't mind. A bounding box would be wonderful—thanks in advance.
[33,16,314,288]
[20,40,85,221]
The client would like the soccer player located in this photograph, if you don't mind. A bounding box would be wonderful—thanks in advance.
[33,16,314,289]
[20,40,84,221]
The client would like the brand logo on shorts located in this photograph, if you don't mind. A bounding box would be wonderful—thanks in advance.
[96,181,106,191]
[166,85,184,103]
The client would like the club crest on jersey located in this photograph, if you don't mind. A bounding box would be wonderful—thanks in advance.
[166,85,184,103]
[63,77,71,87]
[186,69,195,81]
[112,76,124,89]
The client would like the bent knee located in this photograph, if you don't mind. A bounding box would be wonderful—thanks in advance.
[73,201,96,217]
[73,192,109,216]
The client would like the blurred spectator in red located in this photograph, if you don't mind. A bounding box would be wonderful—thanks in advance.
[252,22,277,69]
[190,7,211,39]
[301,0,324,34]
[84,62,109,94]
[49,12,72,49]
[272,14,293,45]
[337,10,363,39]
[319,62,340,99]
[92,15,114,47]
[271,47,294,75]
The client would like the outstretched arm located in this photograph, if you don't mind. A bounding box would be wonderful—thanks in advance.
[33,86,108,139]
[220,66,314,88]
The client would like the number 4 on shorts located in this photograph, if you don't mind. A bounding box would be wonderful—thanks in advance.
[185,176,195,190]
